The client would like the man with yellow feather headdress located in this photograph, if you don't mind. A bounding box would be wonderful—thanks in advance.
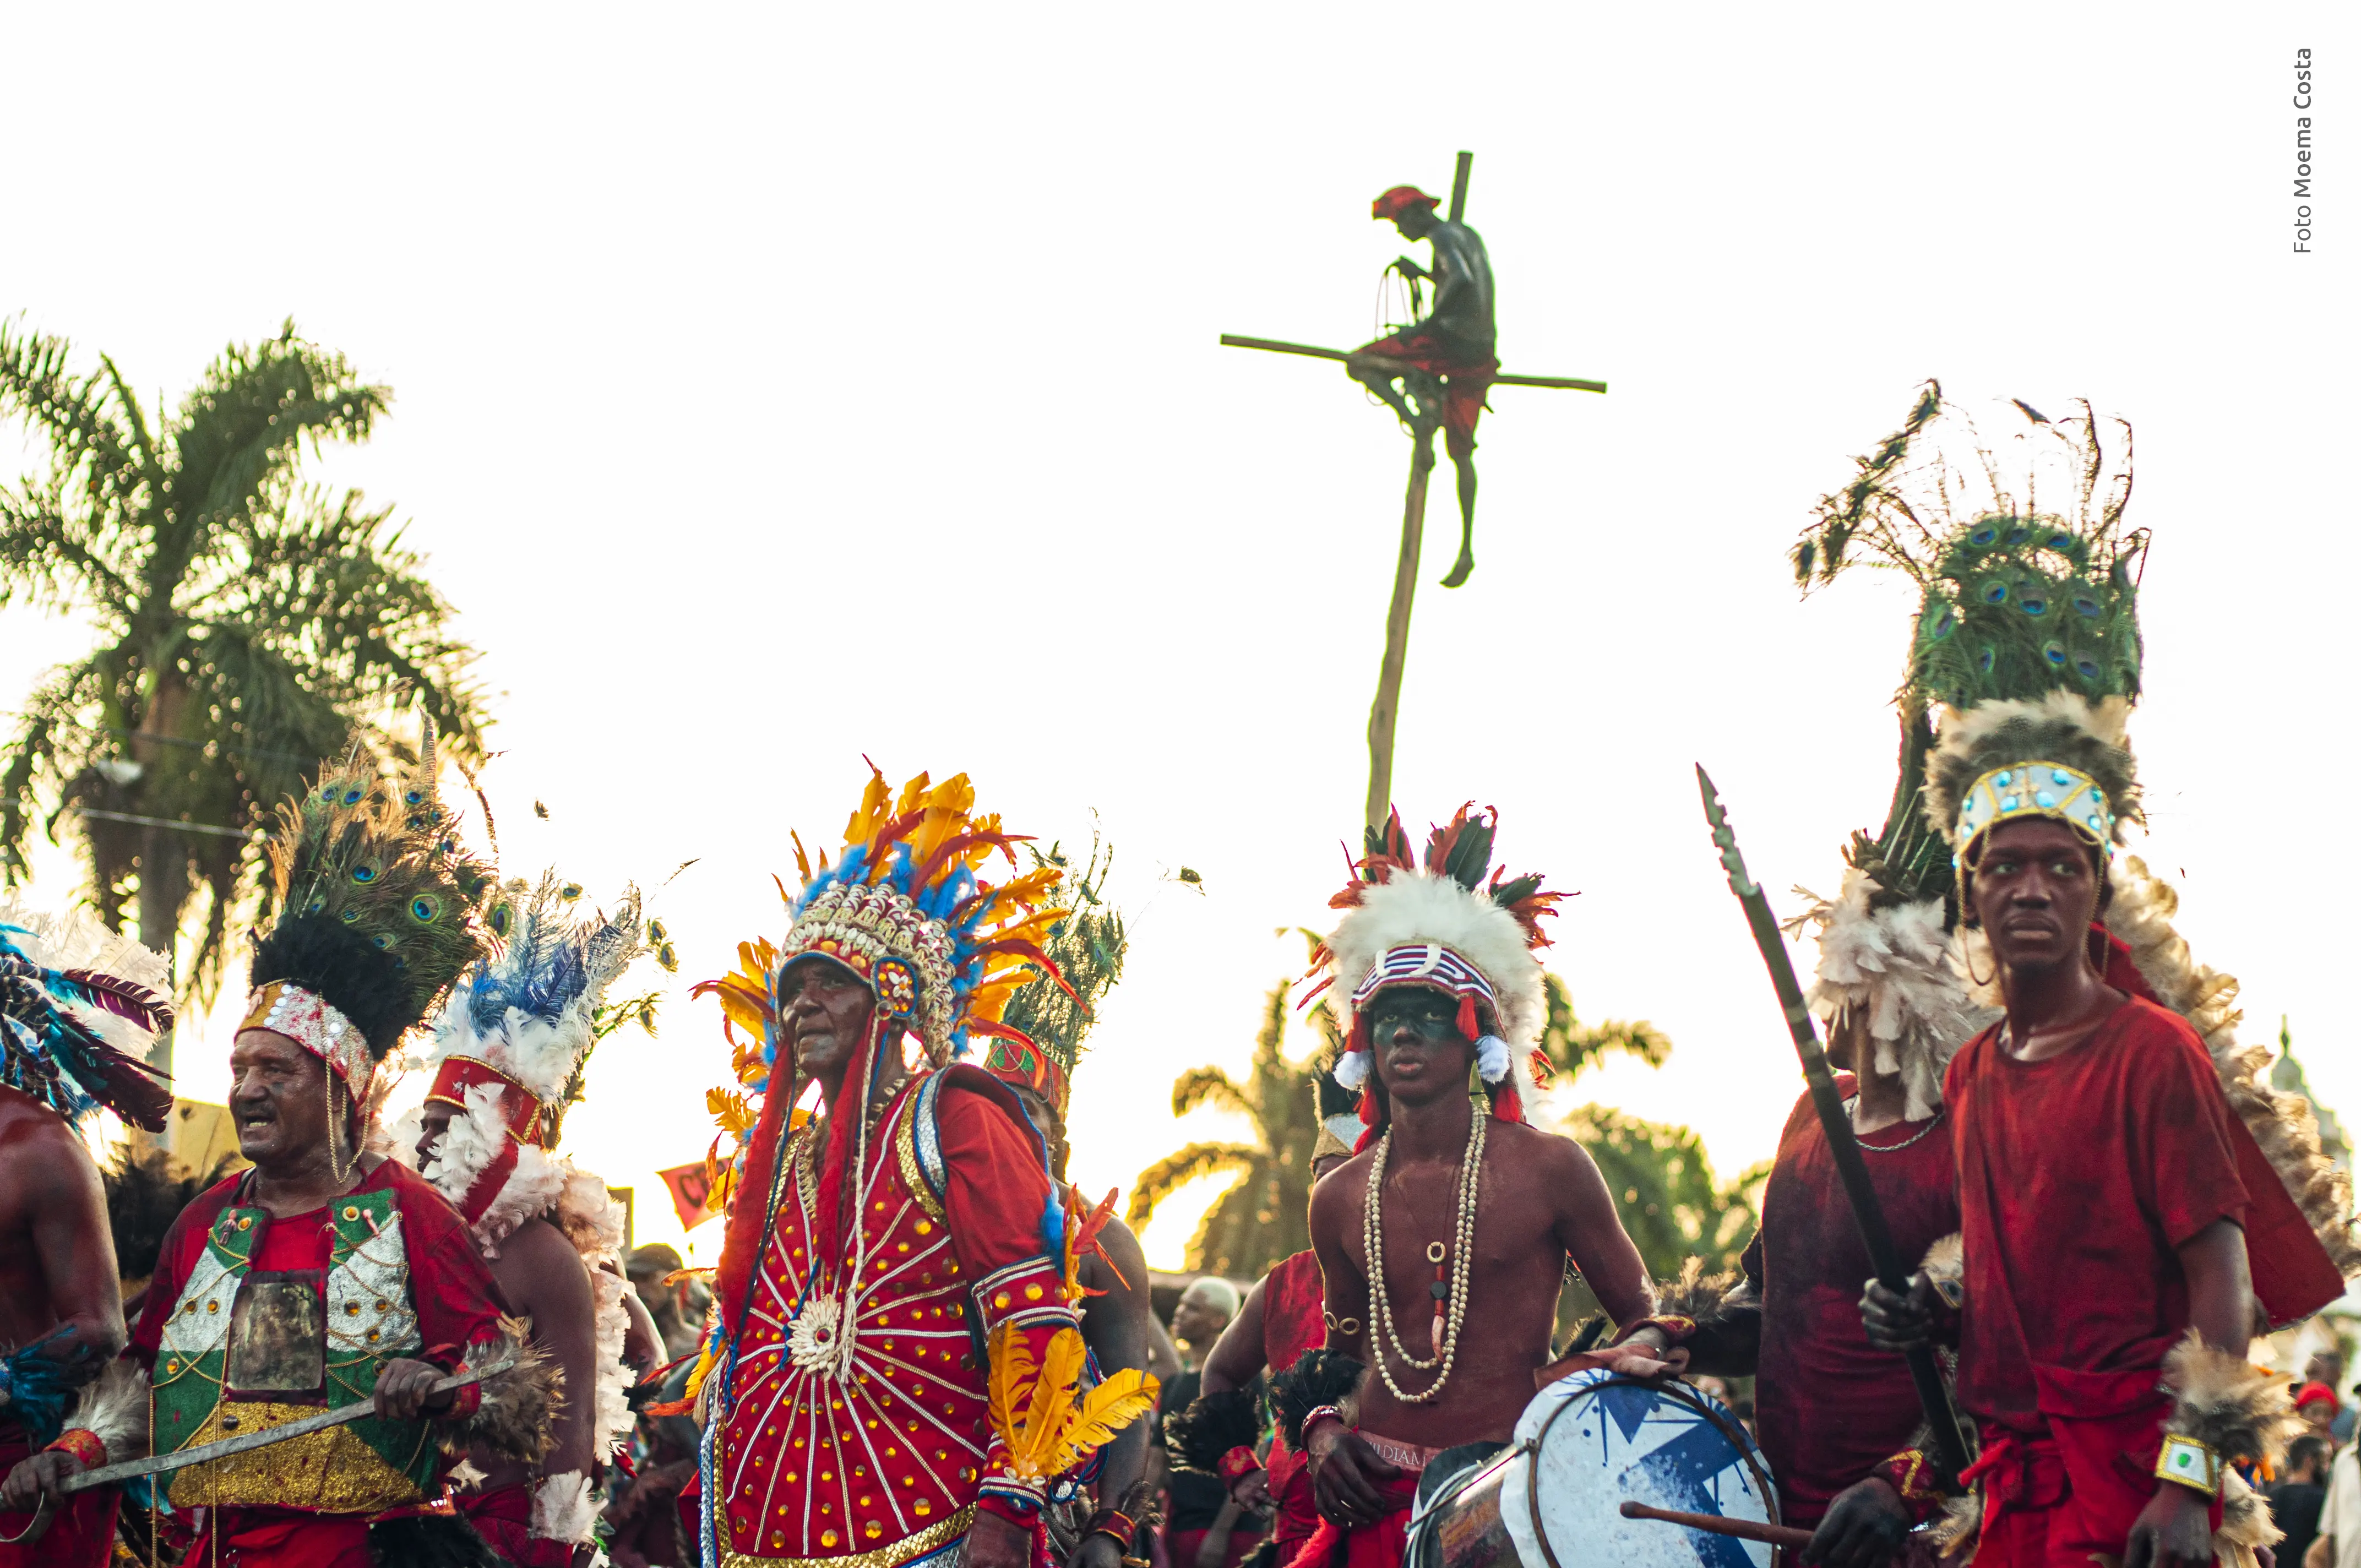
[686,767,1156,1568]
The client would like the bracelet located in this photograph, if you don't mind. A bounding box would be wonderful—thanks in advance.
[1611,1314,1698,1349]
[1303,1404,1346,1441]
[1083,1507,1136,1547]
[1216,1446,1263,1485]
[2156,1434,2222,1498]
[48,1429,106,1470]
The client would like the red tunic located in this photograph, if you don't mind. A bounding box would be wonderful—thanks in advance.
[1258,1250,1328,1550]
[1945,998,2248,1562]
[127,1158,508,1567]
[0,1419,115,1567]
[710,1068,1069,1567]
[1743,1075,1958,1528]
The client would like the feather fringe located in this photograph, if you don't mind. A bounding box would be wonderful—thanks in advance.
[532,1469,601,1545]
[445,1317,563,1466]
[1792,874,1996,1121]
[1652,1257,1750,1339]
[1269,1348,1364,1451]
[1924,693,2139,848]
[1166,1386,1264,1473]
[1324,872,1547,1049]
[1921,1232,1964,1292]
[2106,858,2361,1279]
[59,1356,149,1463]
[2163,1331,2304,1472]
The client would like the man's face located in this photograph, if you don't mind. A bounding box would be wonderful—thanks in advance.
[415,1102,456,1169]
[1366,986,1475,1108]
[777,957,877,1080]
[1824,1004,1868,1077]
[230,1028,334,1166]
[1170,1288,1231,1352]
[2306,1401,2338,1439]
[1968,818,2103,977]
[1391,208,1433,241]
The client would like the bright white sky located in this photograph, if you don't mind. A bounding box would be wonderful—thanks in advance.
[1,5,2352,1269]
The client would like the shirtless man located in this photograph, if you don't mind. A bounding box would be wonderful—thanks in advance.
[1283,806,1683,1567]
[0,909,175,1568]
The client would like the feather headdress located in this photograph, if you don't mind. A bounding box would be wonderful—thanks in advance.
[244,722,492,1102]
[0,899,173,1132]
[988,836,1125,1117]
[1308,803,1562,1136]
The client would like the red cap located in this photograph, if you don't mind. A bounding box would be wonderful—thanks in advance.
[1372,185,1442,221]
[2295,1381,2339,1411]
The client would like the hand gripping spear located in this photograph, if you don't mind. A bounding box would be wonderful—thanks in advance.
[1695,765,1971,1489]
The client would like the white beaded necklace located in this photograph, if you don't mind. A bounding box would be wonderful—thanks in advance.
[1361,1101,1486,1404]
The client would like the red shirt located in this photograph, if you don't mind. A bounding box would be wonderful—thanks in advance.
[1258,1250,1328,1548]
[1744,1075,1959,1527]
[1945,997,2249,1434]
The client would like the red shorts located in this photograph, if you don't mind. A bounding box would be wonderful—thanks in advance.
[458,1482,578,1567]
[1283,1473,1421,1568]
[0,1422,116,1568]
[1354,330,1498,454]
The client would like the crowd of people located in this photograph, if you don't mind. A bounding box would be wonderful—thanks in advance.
[0,383,2349,1568]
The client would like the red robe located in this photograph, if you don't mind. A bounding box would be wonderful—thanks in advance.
[0,1419,115,1568]
[708,1066,1070,1565]
[127,1158,509,1568]
[1947,998,2262,1565]
[1744,1074,1958,1528]
[1257,1250,1328,1553]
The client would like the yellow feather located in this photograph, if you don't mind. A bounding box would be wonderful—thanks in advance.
[1015,1329,1086,1469]
[1045,1370,1162,1476]
[894,771,932,819]
[986,1322,1036,1452]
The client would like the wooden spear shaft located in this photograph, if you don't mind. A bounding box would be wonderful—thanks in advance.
[1366,421,1438,834]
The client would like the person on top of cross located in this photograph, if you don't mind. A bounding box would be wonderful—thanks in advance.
[1347,184,1498,588]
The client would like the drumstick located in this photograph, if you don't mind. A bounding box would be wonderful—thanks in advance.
[1619,1501,1814,1551]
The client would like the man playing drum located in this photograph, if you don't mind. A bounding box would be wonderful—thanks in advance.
[1277,805,1689,1568]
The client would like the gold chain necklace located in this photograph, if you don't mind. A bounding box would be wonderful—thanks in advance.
[1361,1102,1486,1404]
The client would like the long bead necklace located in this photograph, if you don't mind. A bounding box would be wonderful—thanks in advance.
[1361,1101,1486,1404]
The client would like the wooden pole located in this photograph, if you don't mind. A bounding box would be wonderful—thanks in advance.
[1618,1502,1814,1553]
[1366,421,1437,834]
[1448,151,1473,223]
[1219,335,1606,395]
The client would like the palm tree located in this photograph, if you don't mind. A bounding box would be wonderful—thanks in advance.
[1559,1106,1767,1282]
[1128,970,1676,1280]
[0,321,487,1071]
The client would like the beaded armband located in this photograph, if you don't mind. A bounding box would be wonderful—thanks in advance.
[1302,1404,1347,1441]
[2156,1434,2222,1498]
[1084,1507,1138,1548]
[1870,1447,1949,1525]
[973,1256,1081,1336]
[1218,1446,1263,1484]
[48,1428,107,1471]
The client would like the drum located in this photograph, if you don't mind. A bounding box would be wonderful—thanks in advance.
[1405,1370,1781,1568]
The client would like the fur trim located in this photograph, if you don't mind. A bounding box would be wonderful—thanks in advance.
[1653,1257,1750,1341]
[447,1456,488,1491]
[1927,1490,1982,1559]
[1794,874,1996,1120]
[1269,1348,1364,1451]
[2107,858,2361,1279]
[1474,1035,1510,1085]
[59,1357,149,1463]
[1325,871,1546,1050]
[1166,1385,1264,1473]
[532,1469,601,1545]
[1924,693,2140,850]
[2221,1468,2278,1554]
[367,1513,505,1568]
[1335,1050,1370,1091]
[445,1317,564,1466]
[2161,1331,2303,1472]
[1921,1232,1964,1294]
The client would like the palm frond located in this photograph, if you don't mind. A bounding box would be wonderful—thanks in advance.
[168,324,385,537]
[1169,1066,1254,1120]
[1124,1142,1257,1228]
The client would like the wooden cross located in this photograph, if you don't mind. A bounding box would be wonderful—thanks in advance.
[1221,151,1608,834]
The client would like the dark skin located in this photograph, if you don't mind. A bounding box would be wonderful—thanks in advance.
[5,1030,467,1510]
[1205,1153,1349,1517]
[0,1085,129,1513]
[1007,1081,1157,1568]
[1861,816,2251,1568]
[416,1103,601,1552]
[1305,988,1674,1528]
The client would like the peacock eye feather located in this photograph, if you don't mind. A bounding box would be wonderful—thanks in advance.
[2072,594,2102,618]
[1981,579,2009,605]
[1977,647,1996,674]
[2019,589,2048,616]
[340,909,362,924]
[489,905,513,938]
[1970,524,1999,547]
[341,788,366,806]
[410,895,443,924]
[371,933,395,951]
[561,883,583,902]
[304,894,327,916]
[404,789,425,807]
[351,858,382,885]
[2003,524,2030,545]
[2074,652,2104,680]
[2042,640,2069,668]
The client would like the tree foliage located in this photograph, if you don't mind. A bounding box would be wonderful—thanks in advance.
[1560,1104,1767,1282]
[0,321,488,1042]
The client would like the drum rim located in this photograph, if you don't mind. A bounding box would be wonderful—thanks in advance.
[1518,1374,1779,1568]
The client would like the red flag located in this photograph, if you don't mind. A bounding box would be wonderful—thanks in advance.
[658,1160,721,1230]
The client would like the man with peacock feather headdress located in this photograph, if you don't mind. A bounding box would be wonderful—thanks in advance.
[0,904,174,1567]
[1819,388,2354,1568]
[13,728,562,1568]
[399,869,664,1566]
[685,767,1157,1568]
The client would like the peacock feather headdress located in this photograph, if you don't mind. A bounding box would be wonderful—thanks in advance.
[989,835,1126,1117]
[1309,803,1562,1130]
[244,722,493,1102]
[0,900,174,1132]
[1791,380,2146,864]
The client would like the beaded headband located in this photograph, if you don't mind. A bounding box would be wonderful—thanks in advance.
[241,979,375,1102]
[1955,759,2115,863]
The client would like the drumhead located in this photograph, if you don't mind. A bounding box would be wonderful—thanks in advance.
[1500,1369,1778,1568]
